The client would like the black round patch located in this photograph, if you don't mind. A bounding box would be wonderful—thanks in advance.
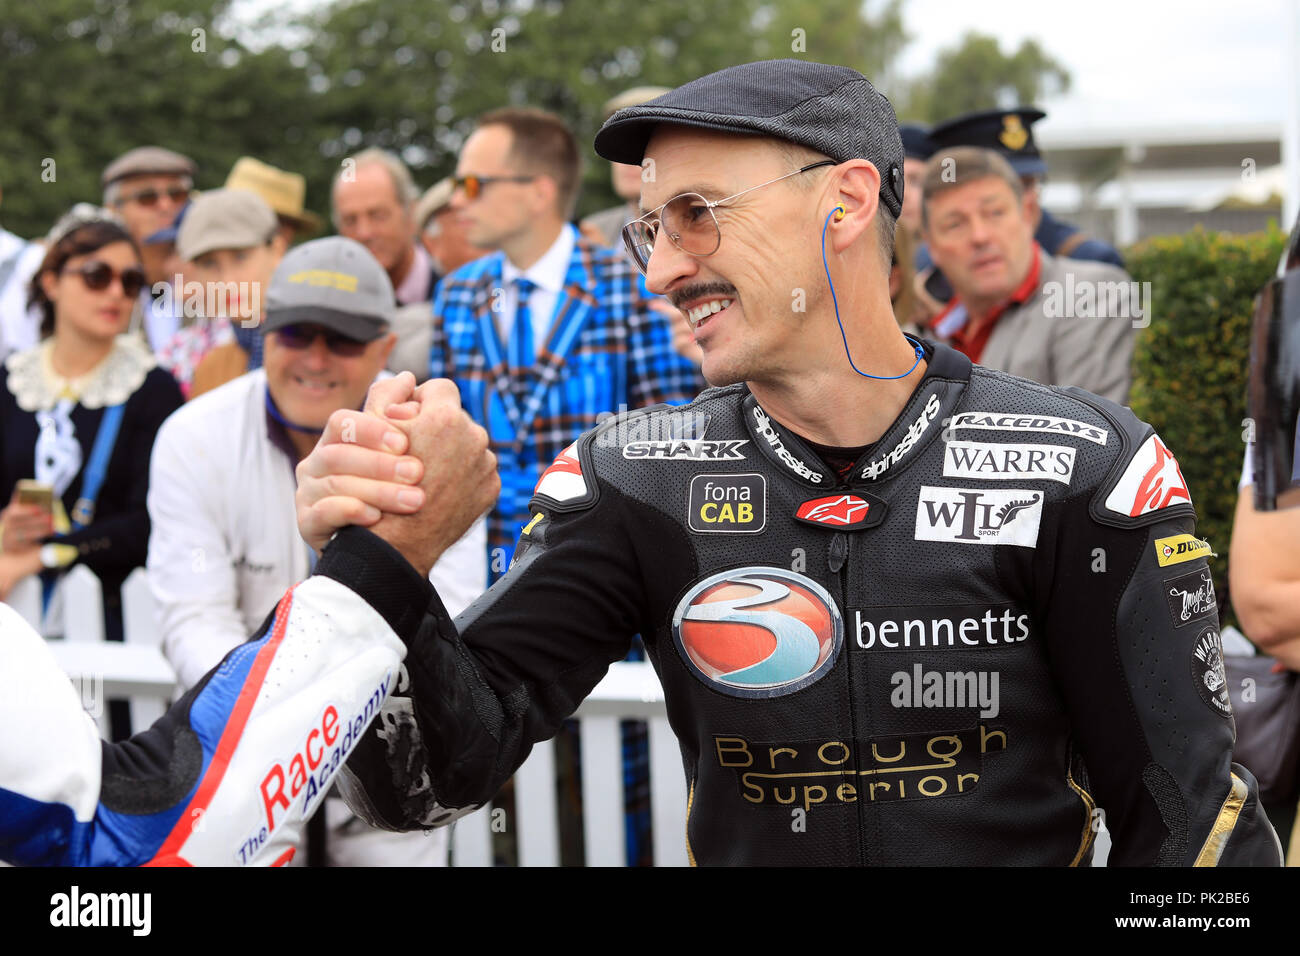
[1190,627,1232,718]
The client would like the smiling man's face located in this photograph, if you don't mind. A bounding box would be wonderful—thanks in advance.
[639,127,829,388]
[922,174,1036,314]
[263,324,395,430]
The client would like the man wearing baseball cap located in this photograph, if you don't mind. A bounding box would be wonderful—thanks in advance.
[147,235,484,866]
[281,61,1273,866]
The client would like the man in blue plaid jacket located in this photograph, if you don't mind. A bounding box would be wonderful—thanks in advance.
[430,106,702,866]
[432,107,703,583]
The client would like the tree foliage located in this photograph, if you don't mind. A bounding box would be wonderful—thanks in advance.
[0,2,1073,237]
[901,30,1071,123]
[1126,226,1288,625]
[0,0,314,238]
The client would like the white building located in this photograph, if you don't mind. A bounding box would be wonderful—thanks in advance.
[1035,122,1286,244]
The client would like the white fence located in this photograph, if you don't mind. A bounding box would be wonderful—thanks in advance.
[5,568,689,867]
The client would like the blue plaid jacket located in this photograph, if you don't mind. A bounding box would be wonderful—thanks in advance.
[430,233,703,579]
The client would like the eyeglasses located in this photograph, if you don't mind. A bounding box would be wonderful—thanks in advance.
[453,174,536,200]
[118,185,191,208]
[622,161,835,274]
[64,261,147,298]
[272,323,371,357]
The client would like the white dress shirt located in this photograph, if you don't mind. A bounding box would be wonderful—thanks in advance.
[496,223,576,349]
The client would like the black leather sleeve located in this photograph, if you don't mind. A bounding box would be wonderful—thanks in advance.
[1039,488,1281,866]
[323,469,647,826]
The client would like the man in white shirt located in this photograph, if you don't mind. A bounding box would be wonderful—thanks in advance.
[148,236,485,865]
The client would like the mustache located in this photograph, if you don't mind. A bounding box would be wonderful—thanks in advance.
[668,282,737,310]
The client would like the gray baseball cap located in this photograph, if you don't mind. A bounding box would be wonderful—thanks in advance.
[176,189,278,261]
[594,59,904,217]
[263,236,394,342]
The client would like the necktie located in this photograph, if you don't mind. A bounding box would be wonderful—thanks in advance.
[509,277,536,396]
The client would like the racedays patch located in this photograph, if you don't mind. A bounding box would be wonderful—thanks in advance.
[1190,627,1232,718]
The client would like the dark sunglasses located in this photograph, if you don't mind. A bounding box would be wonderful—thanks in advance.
[119,185,191,208]
[453,174,536,200]
[272,323,370,357]
[65,260,147,297]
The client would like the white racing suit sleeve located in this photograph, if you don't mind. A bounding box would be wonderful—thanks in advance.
[0,573,406,867]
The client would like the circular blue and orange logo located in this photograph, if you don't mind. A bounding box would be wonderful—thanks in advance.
[672,567,843,698]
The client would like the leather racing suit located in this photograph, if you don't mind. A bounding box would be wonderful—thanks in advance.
[327,340,1280,866]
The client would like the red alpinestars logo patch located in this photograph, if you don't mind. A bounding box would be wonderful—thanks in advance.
[793,493,885,531]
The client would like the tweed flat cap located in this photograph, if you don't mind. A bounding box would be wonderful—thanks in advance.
[594,59,904,217]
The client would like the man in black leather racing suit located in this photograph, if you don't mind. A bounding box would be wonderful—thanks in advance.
[295,59,1281,866]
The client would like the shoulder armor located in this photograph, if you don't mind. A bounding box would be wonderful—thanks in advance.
[1060,386,1198,529]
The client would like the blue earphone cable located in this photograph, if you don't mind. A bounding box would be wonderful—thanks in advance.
[821,207,924,380]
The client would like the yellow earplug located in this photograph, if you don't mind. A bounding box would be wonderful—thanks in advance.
[832,203,846,222]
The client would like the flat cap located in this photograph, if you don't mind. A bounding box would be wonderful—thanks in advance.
[263,236,394,342]
[594,59,904,217]
[101,146,196,188]
[177,189,278,261]
[928,107,1048,177]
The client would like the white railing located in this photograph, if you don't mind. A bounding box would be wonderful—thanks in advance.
[4,568,689,867]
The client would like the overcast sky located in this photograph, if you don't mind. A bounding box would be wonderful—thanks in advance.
[896,0,1292,130]
[235,0,1295,132]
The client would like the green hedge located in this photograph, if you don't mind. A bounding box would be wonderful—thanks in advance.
[1125,226,1286,623]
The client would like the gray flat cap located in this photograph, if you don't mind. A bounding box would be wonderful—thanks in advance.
[594,59,904,217]
[102,146,196,188]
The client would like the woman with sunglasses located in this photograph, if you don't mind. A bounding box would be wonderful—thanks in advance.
[0,209,183,736]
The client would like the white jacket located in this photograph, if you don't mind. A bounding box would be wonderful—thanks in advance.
[0,578,406,867]
[148,369,485,692]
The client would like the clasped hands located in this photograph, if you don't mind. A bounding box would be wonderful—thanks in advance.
[295,373,500,578]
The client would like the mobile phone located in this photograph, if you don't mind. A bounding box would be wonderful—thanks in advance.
[15,479,54,513]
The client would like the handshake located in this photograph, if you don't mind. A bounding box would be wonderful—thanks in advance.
[295,372,500,577]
